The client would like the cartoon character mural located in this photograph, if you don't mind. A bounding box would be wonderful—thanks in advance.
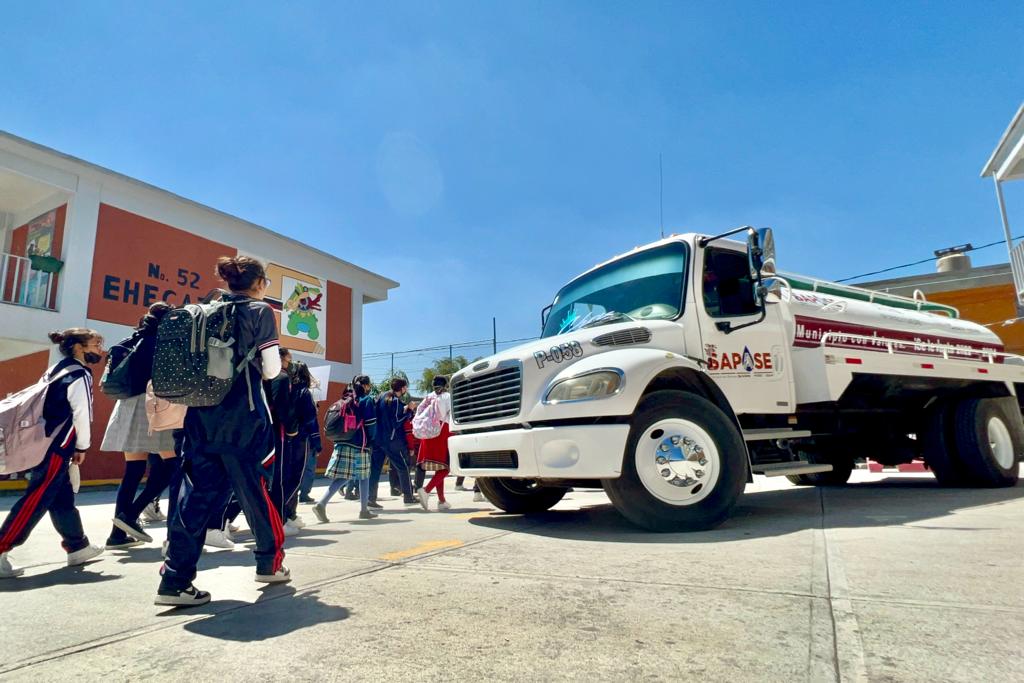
[284,282,323,340]
[259,262,329,358]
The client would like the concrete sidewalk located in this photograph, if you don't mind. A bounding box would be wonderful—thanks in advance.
[0,470,1021,681]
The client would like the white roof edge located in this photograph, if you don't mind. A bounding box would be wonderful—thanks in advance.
[980,103,1024,178]
[0,129,399,291]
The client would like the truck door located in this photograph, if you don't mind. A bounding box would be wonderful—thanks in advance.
[695,245,795,414]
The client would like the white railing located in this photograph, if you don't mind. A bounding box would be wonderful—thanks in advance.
[818,331,1024,365]
[1010,241,1024,306]
[0,252,56,310]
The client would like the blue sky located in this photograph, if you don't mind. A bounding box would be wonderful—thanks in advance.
[2,2,1023,380]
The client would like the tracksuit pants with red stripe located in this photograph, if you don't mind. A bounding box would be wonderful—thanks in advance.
[160,446,285,590]
[0,424,90,555]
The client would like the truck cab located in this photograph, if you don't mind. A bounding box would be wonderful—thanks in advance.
[449,228,1023,531]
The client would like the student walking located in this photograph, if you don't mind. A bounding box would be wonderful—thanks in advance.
[0,329,106,578]
[279,361,321,532]
[312,376,377,522]
[415,375,453,512]
[103,303,180,549]
[156,256,289,607]
[368,377,417,507]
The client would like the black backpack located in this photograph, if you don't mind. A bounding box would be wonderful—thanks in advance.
[151,292,259,409]
[100,330,154,400]
[324,392,361,443]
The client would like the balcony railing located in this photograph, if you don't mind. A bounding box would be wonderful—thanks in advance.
[1,252,57,311]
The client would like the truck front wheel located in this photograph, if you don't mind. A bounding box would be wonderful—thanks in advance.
[603,390,747,532]
[475,478,568,514]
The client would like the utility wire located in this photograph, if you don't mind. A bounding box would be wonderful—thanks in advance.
[836,235,1024,283]
[363,336,538,360]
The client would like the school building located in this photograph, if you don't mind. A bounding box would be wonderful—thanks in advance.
[0,131,397,487]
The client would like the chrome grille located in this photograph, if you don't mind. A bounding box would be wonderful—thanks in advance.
[592,327,652,347]
[451,364,522,423]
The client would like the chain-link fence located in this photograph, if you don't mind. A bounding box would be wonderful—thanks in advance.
[362,336,536,394]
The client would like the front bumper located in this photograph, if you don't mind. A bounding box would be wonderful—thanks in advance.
[448,424,631,479]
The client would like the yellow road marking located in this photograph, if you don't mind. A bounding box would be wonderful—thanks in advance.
[380,539,463,561]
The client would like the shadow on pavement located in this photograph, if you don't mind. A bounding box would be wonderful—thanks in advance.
[467,481,1024,543]
[176,588,350,641]
[0,563,121,592]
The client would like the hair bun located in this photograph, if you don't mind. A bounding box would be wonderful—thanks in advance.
[48,331,65,344]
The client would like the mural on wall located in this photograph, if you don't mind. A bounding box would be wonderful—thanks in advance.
[23,210,56,308]
[263,263,328,357]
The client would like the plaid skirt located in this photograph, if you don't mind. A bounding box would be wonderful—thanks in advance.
[325,443,370,480]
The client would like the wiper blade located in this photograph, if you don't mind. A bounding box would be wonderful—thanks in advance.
[580,311,635,329]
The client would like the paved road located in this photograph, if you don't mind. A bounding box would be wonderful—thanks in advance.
[0,469,1021,682]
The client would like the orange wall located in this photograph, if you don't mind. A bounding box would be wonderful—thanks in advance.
[0,349,50,401]
[88,204,237,326]
[928,283,1024,355]
[326,280,353,364]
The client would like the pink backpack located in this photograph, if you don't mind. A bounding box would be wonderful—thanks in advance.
[145,381,187,434]
[0,366,86,475]
[412,394,443,440]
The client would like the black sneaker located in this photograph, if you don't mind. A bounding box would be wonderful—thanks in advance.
[154,584,211,607]
[344,491,358,501]
[299,496,315,504]
[389,488,401,496]
[112,513,153,543]
[105,532,143,550]
[367,500,383,509]
[359,509,378,520]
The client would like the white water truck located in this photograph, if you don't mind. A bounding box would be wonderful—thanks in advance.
[448,227,1024,531]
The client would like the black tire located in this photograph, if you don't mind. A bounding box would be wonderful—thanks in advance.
[602,390,747,532]
[785,459,854,486]
[475,477,568,514]
[921,401,970,486]
[952,397,1021,487]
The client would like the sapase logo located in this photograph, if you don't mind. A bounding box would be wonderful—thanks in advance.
[704,344,775,376]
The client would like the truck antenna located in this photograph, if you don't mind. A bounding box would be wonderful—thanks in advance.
[659,153,664,239]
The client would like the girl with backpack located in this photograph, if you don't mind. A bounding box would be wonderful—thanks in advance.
[311,375,377,522]
[0,328,106,578]
[415,375,453,512]
[102,302,181,549]
[156,256,289,607]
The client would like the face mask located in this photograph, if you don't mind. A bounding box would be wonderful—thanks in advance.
[84,351,103,365]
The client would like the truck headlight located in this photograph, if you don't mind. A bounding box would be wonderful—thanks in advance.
[544,369,624,404]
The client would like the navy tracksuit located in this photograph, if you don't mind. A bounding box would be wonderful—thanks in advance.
[0,358,92,556]
[369,393,414,502]
[160,297,285,590]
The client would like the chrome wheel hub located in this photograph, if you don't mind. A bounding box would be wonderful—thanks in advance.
[986,416,1014,469]
[636,418,721,506]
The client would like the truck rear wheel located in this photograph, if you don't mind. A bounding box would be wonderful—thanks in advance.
[921,401,969,486]
[952,397,1021,487]
[603,390,747,532]
[475,477,568,514]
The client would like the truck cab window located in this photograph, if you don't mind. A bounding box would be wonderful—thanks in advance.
[702,247,760,318]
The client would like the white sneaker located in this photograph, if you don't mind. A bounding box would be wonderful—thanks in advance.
[204,529,235,549]
[0,552,24,578]
[312,503,329,524]
[437,501,451,511]
[228,523,241,534]
[417,487,429,511]
[162,540,169,559]
[290,516,306,529]
[141,501,166,523]
[473,491,485,502]
[255,565,291,584]
[67,544,104,567]
[282,521,300,537]
[455,484,469,491]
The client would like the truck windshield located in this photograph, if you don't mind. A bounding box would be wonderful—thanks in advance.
[542,242,688,338]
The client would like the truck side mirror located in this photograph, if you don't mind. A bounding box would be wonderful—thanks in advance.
[747,227,776,279]
[541,304,553,332]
